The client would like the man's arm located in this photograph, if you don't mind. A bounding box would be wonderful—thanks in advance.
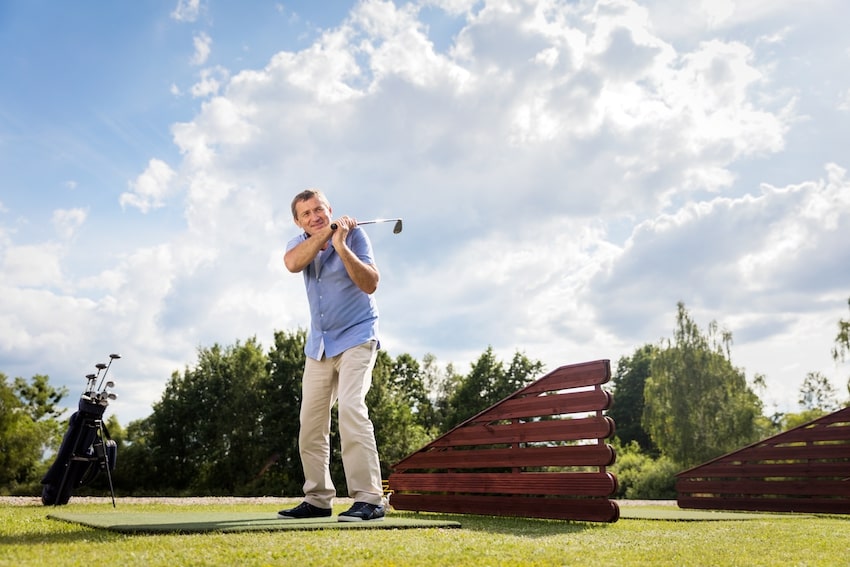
[337,242,380,294]
[332,219,380,294]
[283,226,334,273]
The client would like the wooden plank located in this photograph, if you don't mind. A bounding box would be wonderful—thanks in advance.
[676,479,850,497]
[518,360,611,395]
[474,389,611,422]
[676,461,850,478]
[764,427,850,444]
[388,472,617,496]
[390,493,620,523]
[715,444,850,461]
[428,416,614,448]
[676,407,850,478]
[677,495,850,514]
[393,444,615,471]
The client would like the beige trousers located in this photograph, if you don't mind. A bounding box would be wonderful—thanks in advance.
[299,340,383,508]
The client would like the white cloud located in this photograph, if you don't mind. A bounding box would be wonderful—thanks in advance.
[1,243,63,288]
[839,88,850,112]
[171,0,201,22]
[4,0,850,423]
[52,208,87,240]
[119,159,178,213]
[190,65,229,98]
[191,32,212,65]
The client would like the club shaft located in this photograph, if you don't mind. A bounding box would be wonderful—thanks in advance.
[330,218,402,230]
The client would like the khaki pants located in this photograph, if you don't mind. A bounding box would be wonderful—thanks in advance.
[299,340,383,508]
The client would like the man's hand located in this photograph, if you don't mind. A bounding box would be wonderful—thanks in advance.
[331,216,357,249]
[331,216,380,294]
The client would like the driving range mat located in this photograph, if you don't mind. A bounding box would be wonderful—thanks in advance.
[47,511,461,534]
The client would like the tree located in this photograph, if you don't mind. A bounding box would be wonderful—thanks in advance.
[142,337,271,494]
[257,329,307,496]
[13,374,67,421]
[607,344,658,455]
[798,371,840,412]
[832,297,850,398]
[643,303,763,468]
[0,373,67,490]
[368,351,431,479]
[442,347,544,432]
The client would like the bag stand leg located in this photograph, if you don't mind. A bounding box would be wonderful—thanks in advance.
[54,417,117,508]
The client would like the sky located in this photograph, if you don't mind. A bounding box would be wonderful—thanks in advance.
[1,0,849,425]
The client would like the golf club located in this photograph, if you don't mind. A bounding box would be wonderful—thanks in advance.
[330,218,403,234]
[95,354,121,392]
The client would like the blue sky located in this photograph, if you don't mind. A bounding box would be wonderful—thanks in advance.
[1,0,849,424]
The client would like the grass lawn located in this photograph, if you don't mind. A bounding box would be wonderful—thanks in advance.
[1,499,848,566]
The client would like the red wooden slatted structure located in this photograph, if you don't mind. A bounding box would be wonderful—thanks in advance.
[677,406,850,514]
[388,359,619,523]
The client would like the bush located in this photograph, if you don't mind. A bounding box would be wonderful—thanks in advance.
[611,440,679,499]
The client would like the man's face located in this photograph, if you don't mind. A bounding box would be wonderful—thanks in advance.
[293,196,332,236]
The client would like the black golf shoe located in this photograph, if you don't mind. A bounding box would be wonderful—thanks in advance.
[338,501,385,522]
[277,501,332,519]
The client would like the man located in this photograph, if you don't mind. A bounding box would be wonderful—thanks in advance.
[278,189,386,522]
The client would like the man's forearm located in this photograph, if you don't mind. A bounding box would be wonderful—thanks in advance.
[337,245,380,294]
[284,229,332,272]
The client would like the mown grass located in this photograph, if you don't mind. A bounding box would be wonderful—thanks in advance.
[1,500,848,566]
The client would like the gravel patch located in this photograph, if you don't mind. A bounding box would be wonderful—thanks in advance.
[4,496,673,507]
[0,496,347,507]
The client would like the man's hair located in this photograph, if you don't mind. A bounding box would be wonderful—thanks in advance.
[291,189,330,219]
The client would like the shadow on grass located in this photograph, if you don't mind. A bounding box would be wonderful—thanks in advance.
[391,510,608,537]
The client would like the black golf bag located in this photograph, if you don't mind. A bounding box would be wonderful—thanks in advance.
[41,355,120,506]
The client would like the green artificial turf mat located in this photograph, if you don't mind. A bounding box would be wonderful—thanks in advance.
[48,510,461,534]
[618,506,806,521]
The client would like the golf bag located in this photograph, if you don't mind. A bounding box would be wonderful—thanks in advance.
[41,355,120,506]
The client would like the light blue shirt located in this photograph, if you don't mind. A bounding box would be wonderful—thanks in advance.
[286,227,379,360]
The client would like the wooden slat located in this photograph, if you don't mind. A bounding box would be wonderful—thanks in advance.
[765,427,850,444]
[390,493,620,523]
[676,407,850,515]
[429,416,615,448]
[390,359,618,523]
[676,478,850,497]
[719,444,850,461]
[474,389,611,422]
[389,472,617,496]
[518,360,611,395]
[676,461,850,479]
[393,444,614,471]
[677,495,850,514]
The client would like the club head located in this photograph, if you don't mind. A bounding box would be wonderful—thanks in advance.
[86,373,96,379]
[107,393,117,401]
[109,353,121,360]
[105,381,115,389]
[392,219,403,234]
[95,363,107,370]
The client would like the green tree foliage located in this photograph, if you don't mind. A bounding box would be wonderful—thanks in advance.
[256,329,307,496]
[798,371,840,412]
[832,297,850,397]
[607,345,658,455]
[13,374,67,421]
[140,338,271,495]
[2,337,555,495]
[441,347,544,432]
[368,351,431,478]
[112,414,155,493]
[643,302,763,468]
[0,373,66,491]
[609,441,677,500]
